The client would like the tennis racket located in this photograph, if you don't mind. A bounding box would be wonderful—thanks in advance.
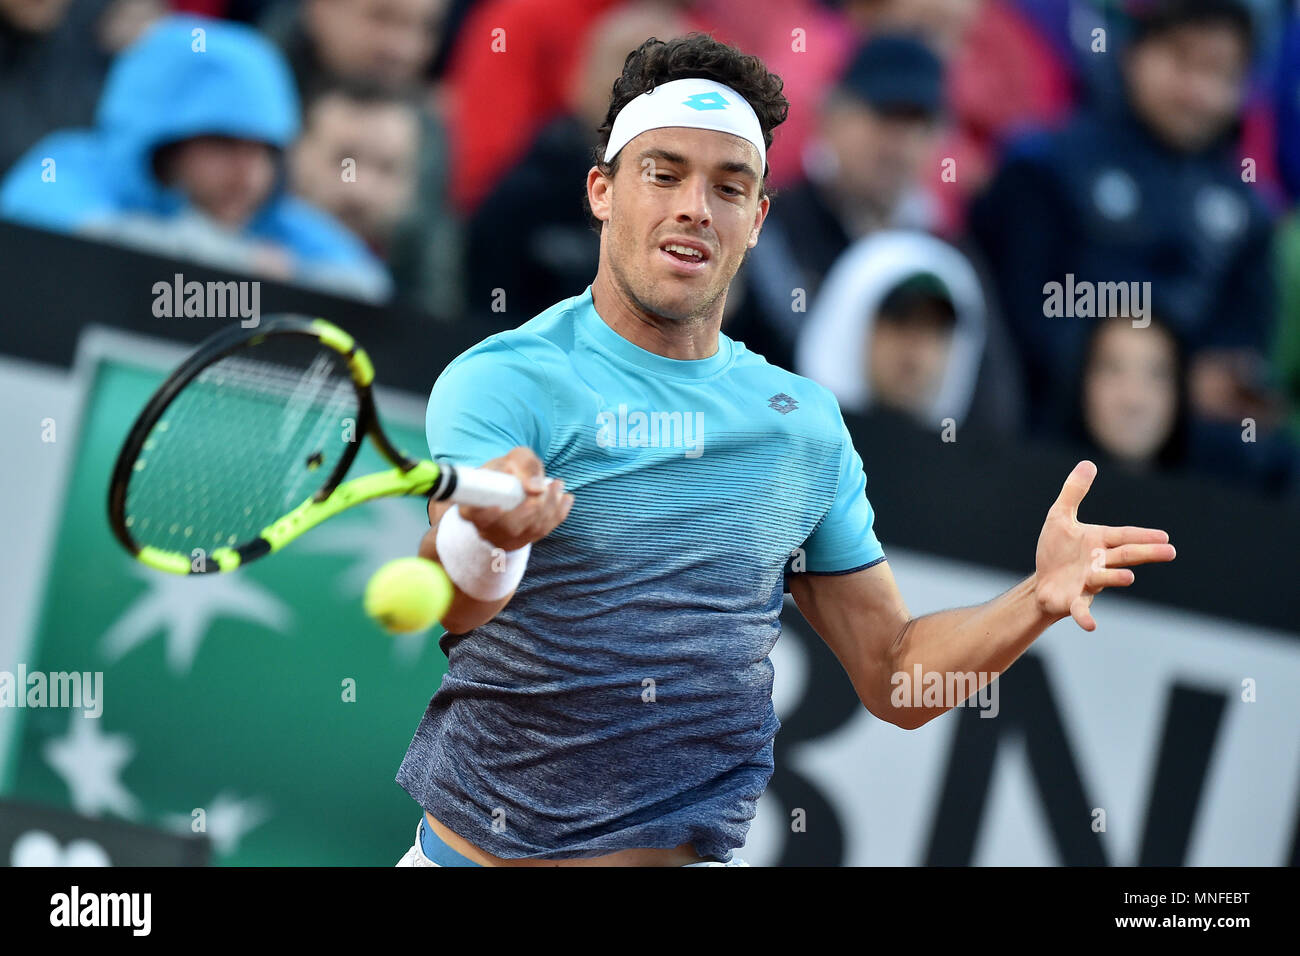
[108,316,525,575]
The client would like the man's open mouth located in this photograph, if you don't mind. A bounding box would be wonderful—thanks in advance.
[659,240,711,269]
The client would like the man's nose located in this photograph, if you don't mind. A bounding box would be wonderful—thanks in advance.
[674,176,712,228]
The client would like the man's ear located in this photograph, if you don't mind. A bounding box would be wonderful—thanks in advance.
[748,194,771,248]
[587,166,612,224]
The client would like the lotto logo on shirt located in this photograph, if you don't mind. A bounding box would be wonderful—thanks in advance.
[594,403,705,458]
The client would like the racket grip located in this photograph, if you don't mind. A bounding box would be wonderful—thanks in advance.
[443,465,528,509]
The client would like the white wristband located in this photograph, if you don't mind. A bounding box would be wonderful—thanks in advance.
[435,505,531,601]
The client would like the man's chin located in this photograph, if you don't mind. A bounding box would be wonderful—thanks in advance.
[629,288,699,323]
[641,301,693,324]
[617,262,729,323]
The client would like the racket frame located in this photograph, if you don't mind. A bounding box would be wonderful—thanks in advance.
[108,317,438,575]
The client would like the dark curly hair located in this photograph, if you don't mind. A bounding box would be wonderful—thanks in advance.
[585,33,789,228]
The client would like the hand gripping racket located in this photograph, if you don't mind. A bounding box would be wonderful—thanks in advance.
[108,316,524,575]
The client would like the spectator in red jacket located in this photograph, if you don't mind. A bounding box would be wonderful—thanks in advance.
[463,0,689,324]
[445,0,624,215]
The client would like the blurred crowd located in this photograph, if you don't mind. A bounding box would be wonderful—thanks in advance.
[3,0,1300,496]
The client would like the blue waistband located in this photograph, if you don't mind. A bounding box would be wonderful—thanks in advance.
[419,816,482,867]
[418,814,744,866]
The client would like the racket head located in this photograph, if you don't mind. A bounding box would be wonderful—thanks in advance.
[107,316,399,574]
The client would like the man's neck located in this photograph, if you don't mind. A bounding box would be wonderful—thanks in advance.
[589,270,723,361]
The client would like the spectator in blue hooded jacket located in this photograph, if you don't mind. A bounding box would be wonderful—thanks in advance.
[969,0,1273,435]
[0,15,390,301]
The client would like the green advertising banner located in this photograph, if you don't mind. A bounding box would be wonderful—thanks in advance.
[3,331,448,865]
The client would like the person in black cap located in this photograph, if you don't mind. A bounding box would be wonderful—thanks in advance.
[725,32,946,372]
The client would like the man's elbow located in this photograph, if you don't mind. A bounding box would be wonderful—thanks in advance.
[864,697,942,731]
[864,639,935,730]
[439,610,478,636]
[887,708,941,731]
[439,600,493,635]
[439,589,515,635]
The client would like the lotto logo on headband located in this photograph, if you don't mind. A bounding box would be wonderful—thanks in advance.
[603,77,767,170]
[683,91,729,111]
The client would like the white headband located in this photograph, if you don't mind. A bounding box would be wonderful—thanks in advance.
[603,77,766,173]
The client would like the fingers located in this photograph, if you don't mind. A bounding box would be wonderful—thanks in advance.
[457,448,547,522]
[1103,542,1177,568]
[1101,525,1170,547]
[447,448,576,549]
[498,447,548,494]
[524,481,575,542]
[1087,567,1134,590]
[502,446,544,476]
[469,476,575,550]
[1070,594,1096,632]
[537,473,568,522]
[1052,460,1097,519]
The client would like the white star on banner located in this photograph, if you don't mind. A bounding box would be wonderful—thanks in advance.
[164,791,272,857]
[43,712,139,818]
[100,562,293,675]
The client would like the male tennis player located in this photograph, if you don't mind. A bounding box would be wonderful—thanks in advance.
[395,35,1176,867]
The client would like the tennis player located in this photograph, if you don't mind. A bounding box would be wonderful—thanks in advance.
[395,35,1176,867]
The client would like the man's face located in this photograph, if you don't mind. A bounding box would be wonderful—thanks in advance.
[822,97,937,213]
[290,94,419,246]
[163,136,276,228]
[867,303,953,414]
[1084,321,1179,464]
[305,0,445,90]
[1125,24,1248,152]
[846,0,981,54]
[587,127,769,324]
[0,0,71,32]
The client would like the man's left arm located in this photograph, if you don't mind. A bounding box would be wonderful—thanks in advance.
[789,461,1176,730]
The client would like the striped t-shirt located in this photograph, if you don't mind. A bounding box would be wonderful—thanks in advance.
[396,286,886,861]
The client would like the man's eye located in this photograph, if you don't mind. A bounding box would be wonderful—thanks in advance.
[655,172,676,183]
[720,185,742,197]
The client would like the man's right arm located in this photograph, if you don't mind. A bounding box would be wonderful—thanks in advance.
[419,446,574,634]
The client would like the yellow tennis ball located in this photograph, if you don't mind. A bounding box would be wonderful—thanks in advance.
[364,557,453,634]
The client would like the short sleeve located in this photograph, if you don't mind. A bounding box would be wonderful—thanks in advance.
[425,339,552,467]
[789,413,886,579]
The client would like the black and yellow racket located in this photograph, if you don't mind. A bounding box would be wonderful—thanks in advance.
[108,316,524,575]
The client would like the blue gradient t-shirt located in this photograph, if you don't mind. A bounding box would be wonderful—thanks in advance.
[396,286,886,861]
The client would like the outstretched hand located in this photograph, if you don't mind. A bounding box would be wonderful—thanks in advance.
[1033,461,1176,631]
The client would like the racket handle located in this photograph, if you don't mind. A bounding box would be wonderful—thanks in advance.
[442,464,529,509]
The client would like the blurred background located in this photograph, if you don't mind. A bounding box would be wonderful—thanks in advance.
[0,0,1296,866]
